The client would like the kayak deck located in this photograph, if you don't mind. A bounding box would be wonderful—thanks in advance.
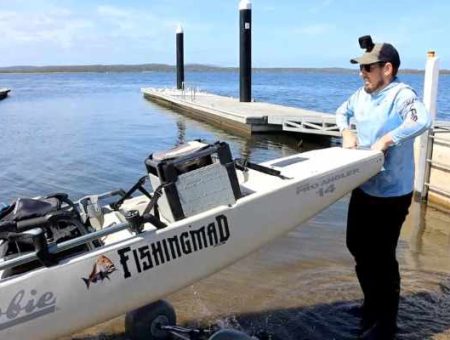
[0,147,382,277]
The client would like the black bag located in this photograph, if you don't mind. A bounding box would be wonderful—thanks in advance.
[0,197,61,223]
[0,193,94,273]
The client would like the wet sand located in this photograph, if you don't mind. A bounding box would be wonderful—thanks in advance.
[67,197,450,340]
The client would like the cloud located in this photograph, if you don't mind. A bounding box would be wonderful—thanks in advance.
[260,5,276,12]
[94,4,215,52]
[294,24,335,36]
[96,5,177,38]
[0,9,93,48]
[0,4,182,61]
[0,4,180,50]
[97,5,130,18]
[308,0,334,14]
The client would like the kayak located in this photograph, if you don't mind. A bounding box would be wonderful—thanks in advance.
[0,141,383,339]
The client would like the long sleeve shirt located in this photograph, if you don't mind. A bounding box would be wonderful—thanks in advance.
[336,78,432,197]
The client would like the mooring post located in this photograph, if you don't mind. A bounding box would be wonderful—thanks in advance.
[415,51,440,200]
[176,24,184,90]
[239,0,252,102]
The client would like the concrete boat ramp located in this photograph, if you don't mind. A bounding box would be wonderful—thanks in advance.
[142,88,339,136]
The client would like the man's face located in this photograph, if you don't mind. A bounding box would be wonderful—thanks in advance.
[359,62,389,94]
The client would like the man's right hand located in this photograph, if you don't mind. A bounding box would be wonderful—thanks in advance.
[341,129,358,149]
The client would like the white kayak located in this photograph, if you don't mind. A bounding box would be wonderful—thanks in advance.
[0,144,383,339]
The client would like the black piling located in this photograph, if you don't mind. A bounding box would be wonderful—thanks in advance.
[176,25,184,90]
[239,0,252,102]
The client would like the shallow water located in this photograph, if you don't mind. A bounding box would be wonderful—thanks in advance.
[0,72,449,339]
[69,199,450,340]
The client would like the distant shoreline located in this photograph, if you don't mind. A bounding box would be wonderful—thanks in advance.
[1,64,448,75]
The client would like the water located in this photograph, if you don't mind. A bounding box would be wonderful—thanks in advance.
[1,71,449,201]
[1,72,449,339]
[0,71,319,200]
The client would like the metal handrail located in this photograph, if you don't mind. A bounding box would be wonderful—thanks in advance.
[425,184,450,198]
[429,136,450,147]
[422,122,450,202]
[179,82,198,102]
[426,158,450,172]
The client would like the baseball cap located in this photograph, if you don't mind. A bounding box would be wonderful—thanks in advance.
[350,41,401,68]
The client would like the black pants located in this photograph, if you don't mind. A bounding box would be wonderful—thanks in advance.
[347,188,412,330]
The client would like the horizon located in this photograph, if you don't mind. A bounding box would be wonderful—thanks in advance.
[0,62,448,72]
[1,1,449,69]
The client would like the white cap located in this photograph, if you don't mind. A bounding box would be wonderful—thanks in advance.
[176,24,183,34]
[239,0,251,10]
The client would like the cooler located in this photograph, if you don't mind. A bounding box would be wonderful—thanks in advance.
[145,141,241,222]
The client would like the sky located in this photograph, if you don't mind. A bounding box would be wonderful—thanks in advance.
[0,0,449,69]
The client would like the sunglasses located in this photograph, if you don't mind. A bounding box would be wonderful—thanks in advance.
[359,62,386,72]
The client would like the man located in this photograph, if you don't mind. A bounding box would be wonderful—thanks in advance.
[336,36,431,339]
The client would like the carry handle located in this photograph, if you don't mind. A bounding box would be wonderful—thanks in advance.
[16,216,48,232]
[22,228,57,266]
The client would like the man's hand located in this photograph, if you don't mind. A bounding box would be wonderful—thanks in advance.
[341,129,358,149]
[372,133,394,152]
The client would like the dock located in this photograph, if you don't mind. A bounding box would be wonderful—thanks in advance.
[142,88,339,136]
[142,88,450,210]
[0,88,10,100]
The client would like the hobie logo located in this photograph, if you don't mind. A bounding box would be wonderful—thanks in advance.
[0,289,56,330]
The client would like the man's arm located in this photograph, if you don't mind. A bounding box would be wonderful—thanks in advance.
[341,129,358,149]
[336,93,358,149]
[372,89,431,151]
[371,133,394,152]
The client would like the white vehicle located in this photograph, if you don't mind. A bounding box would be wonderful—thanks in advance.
[0,141,383,339]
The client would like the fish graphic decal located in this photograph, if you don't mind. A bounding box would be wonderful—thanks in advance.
[82,255,116,289]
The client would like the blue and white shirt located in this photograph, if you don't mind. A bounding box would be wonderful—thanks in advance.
[336,79,432,197]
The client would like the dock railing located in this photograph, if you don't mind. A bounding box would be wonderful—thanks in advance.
[422,121,450,202]
[181,82,198,102]
[415,51,440,200]
[281,116,340,137]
